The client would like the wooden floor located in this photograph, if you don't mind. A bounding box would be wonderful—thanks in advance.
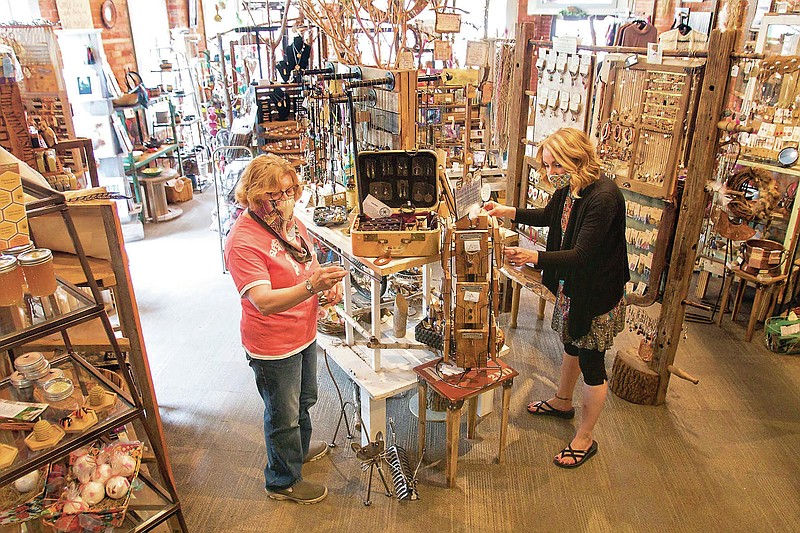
[126,192,800,533]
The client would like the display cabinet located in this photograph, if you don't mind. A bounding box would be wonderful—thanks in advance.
[0,179,187,531]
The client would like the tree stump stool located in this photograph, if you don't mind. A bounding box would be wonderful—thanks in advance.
[609,349,659,405]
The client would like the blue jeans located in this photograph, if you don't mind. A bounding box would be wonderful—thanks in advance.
[247,341,318,491]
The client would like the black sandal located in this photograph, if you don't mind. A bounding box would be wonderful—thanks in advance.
[527,399,575,419]
[553,440,598,469]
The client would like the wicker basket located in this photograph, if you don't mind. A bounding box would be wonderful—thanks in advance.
[44,441,143,532]
[0,465,50,525]
[764,317,800,354]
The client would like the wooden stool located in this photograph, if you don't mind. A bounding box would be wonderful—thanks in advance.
[414,359,518,488]
[717,266,787,342]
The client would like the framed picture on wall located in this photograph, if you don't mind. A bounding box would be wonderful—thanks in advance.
[77,75,93,95]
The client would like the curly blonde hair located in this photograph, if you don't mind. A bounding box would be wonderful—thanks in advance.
[235,154,299,211]
[536,128,601,196]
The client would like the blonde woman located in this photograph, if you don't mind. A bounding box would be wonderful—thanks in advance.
[224,154,347,502]
[485,128,629,468]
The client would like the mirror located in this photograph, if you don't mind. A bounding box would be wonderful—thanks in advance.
[778,146,799,167]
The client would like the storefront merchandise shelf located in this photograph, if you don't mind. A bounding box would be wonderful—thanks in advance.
[0,353,140,485]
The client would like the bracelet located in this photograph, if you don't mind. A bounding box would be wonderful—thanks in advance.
[305,279,315,295]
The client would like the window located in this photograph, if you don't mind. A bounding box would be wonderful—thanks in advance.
[0,0,41,23]
[527,0,626,17]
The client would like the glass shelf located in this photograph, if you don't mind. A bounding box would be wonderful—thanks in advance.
[0,280,104,352]
[0,354,138,485]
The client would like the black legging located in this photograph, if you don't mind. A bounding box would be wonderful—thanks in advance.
[564,343,607,386]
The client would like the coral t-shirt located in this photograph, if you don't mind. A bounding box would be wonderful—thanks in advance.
[224,212,319,359]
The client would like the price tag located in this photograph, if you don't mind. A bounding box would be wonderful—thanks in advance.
[547,90,558,108]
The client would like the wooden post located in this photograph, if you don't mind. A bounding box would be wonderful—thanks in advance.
[505,22,536,209]
[650,28,737,405]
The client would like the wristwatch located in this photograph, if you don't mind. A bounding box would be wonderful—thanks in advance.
[305,279,315,295]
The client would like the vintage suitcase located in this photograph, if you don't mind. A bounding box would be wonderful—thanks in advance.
[351,150,441,258]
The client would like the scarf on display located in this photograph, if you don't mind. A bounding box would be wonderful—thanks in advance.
[248,203,312,264]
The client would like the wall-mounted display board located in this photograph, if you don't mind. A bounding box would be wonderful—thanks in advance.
[596,60,702,199]
[532,46,594,144]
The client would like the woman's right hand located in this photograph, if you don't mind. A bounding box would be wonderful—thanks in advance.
[483,201,516,220]
[309,265,348,293]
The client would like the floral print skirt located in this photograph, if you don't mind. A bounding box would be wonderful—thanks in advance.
[551,281,626,352]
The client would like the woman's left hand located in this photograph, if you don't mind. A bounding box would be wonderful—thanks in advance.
[504,246,538,267]
[322,281,343,305]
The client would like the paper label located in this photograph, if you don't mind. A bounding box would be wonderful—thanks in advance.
[647,43,663,65]
[464,239,481,253]
[556,53,567,72]
[362,194,392,219]
[434,40,452,61]
[465,41,490,67]
[781,323,800,336]
[435,12,462,33]
[553,37,578,55]
[464,290,481,303]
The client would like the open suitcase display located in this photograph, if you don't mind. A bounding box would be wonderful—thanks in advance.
[350,150,441,258]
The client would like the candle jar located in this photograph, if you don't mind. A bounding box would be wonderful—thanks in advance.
[0,255,24,306]
[18,248,57,297]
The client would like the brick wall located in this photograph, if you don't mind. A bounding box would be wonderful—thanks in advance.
[38,0,139,90]
[166,0,189,28]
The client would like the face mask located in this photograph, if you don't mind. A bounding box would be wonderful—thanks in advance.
[548,172,571,190]
[271,197,296,220]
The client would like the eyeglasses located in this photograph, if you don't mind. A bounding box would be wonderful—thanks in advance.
[266,184,301,200]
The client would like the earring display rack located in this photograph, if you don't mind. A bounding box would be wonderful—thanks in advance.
[532,46,595,144]
[597,61,702,199]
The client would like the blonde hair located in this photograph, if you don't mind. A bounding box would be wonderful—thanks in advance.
[235,154,299,210]
[536,128,601,195]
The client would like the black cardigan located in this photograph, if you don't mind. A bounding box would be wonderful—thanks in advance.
[514,176,630,340]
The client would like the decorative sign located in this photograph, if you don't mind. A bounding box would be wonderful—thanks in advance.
[455,173,481,221]
[465,41,490,67]
[552,37,578,56]
[56,0,94,29]
[397,51,415,70]
[433,40,452,61]
[0,163,30,251]
[435,12,462,33]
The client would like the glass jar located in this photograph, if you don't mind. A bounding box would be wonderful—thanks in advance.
[0,255,24,306]
[36,377,81,421]
[4,241,35,257]
[10,371,34,402]
[18,248,57,297]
